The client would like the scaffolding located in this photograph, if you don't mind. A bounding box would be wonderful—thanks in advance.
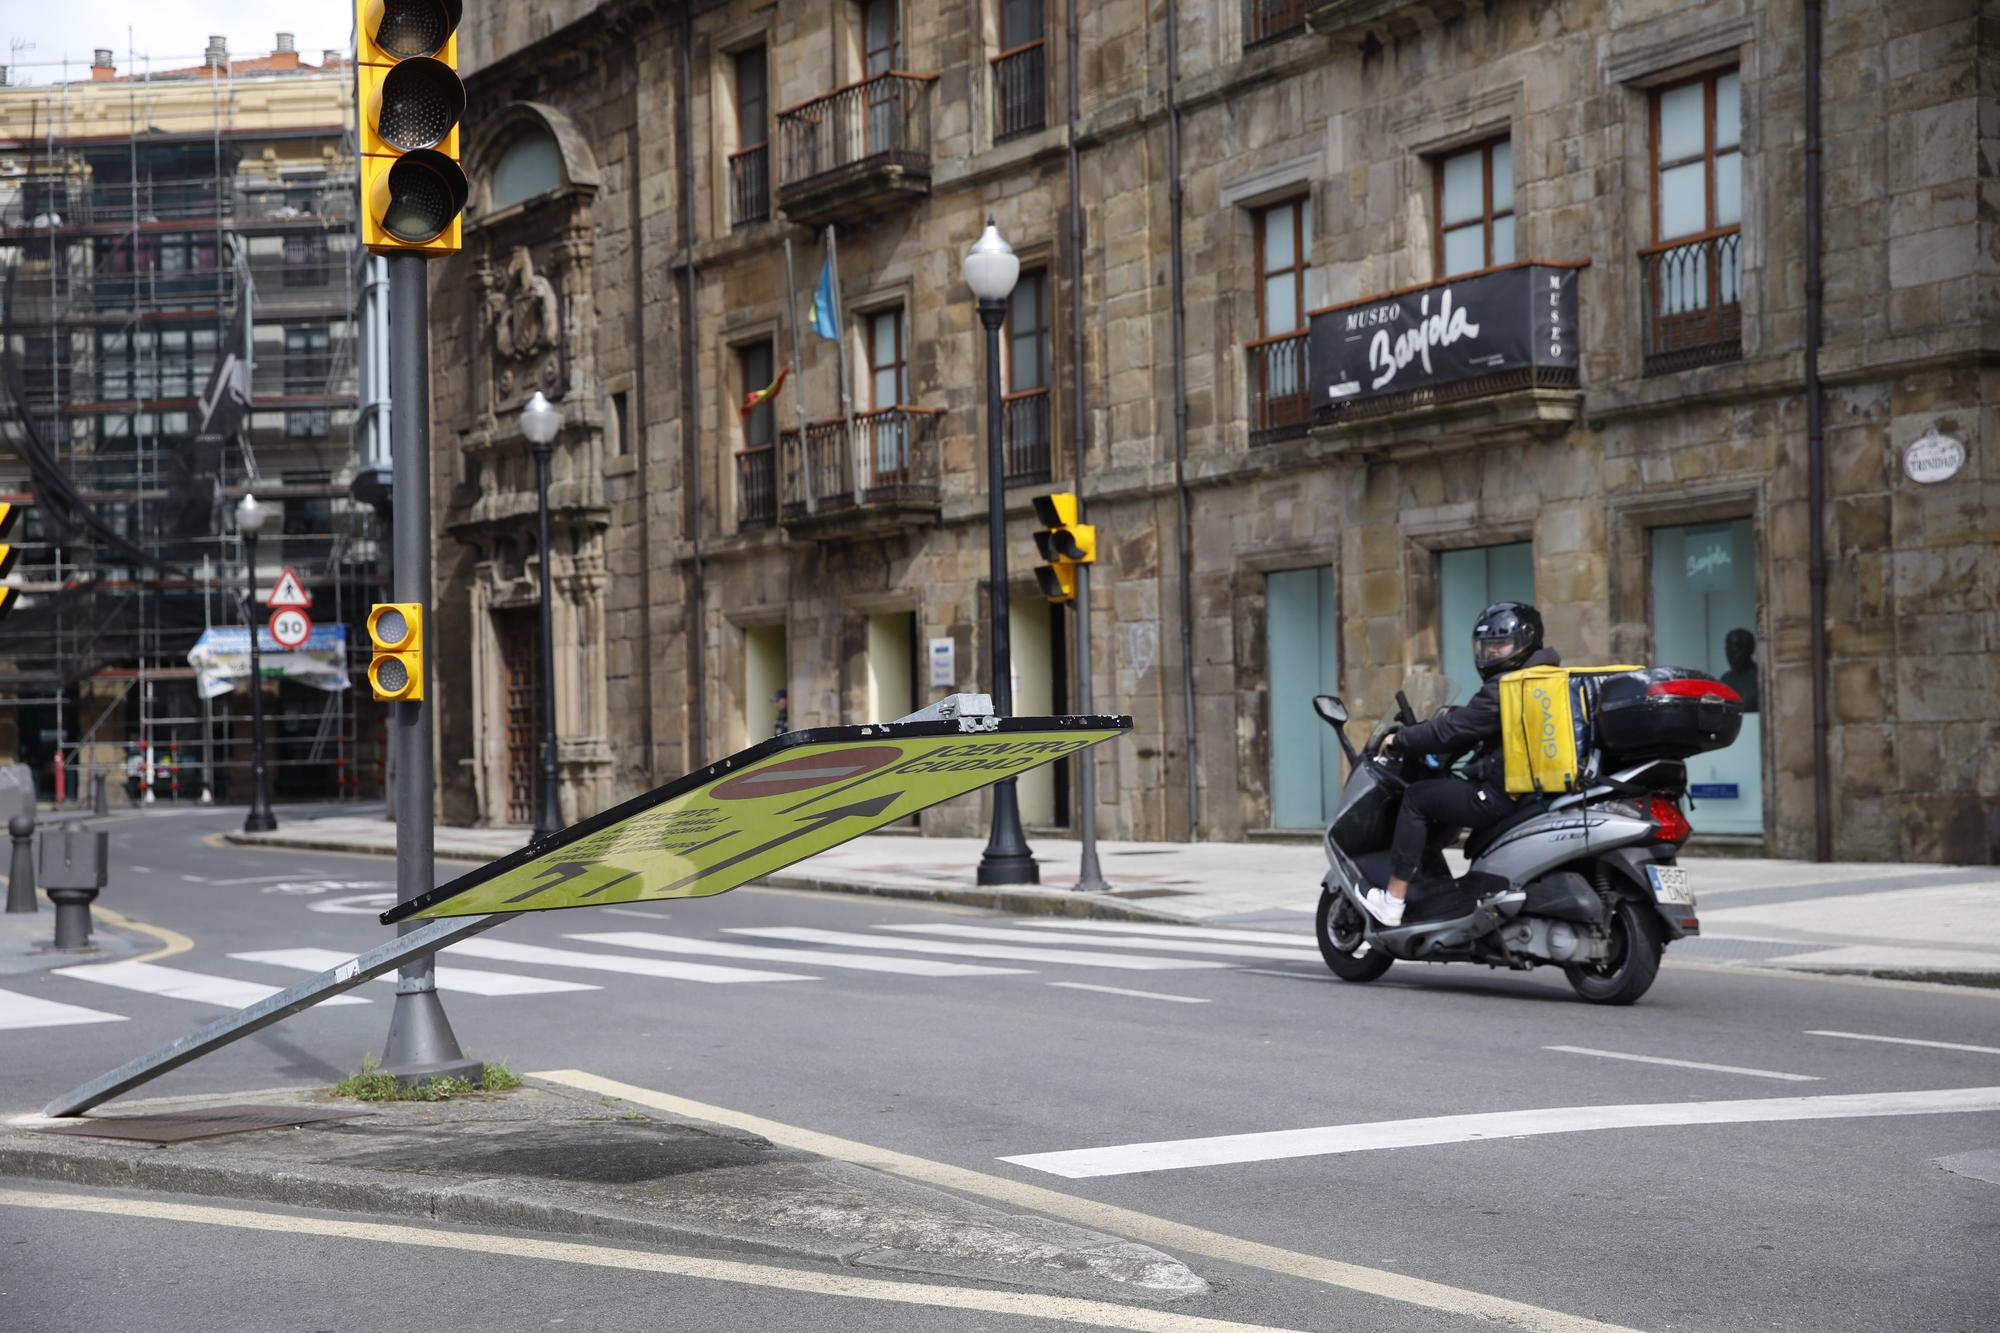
[0,44,387,808]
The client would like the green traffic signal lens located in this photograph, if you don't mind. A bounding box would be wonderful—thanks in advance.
[378,150,469,243]
[375,657,410,693]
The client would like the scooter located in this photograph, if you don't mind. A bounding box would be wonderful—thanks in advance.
[1310,675,1714,1005]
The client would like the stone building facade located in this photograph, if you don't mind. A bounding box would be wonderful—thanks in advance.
[427,0,1998,862]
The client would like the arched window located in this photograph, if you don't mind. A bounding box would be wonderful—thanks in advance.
[489,127,563,211]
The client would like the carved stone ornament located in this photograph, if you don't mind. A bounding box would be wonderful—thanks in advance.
[486,244,563,402]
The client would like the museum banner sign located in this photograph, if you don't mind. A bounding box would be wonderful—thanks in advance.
[1308,262,1582,410]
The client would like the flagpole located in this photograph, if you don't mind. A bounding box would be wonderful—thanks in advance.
[782,234,816,514]
[824,224,860,506]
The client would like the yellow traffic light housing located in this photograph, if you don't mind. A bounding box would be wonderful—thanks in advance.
[1030,492,1096,604]
[368,602,426,701]
[357,0,468,255]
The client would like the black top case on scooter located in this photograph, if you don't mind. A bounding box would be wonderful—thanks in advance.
[1592,667,1745,763]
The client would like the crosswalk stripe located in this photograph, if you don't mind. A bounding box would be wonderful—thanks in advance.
[0,986,128,1032]
[882,923,1317,961]
[447,939,816,984]
[1017,921,1318,948]
[53,961,371,1009]
[566,932,1032,978]
[725,927,1232,971]
[230,948,602,997]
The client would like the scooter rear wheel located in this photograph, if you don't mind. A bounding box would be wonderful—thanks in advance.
[1316,890,1394,982]
[1562,897,1662,1005]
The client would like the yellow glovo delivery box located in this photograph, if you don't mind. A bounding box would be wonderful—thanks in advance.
[1499,665,1643,795]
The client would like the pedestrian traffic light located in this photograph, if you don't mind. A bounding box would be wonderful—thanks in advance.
[1031,492,1095,604]
[0,502,19,624]
[367,602,425,701]
[356,0,469,255]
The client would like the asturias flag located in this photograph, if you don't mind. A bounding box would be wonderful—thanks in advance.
[807,255,839,341]
[739,365,790,420]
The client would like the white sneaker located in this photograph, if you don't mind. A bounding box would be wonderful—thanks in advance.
[1361,887,1405,926]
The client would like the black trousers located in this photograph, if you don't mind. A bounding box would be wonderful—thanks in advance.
[1390,777,1513,881]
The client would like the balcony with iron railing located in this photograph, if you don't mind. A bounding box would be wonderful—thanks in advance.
[778,405,944,538]
[991,42,1047,142]
[1639,228,1742,376]
[736,445,777,529]
[730,143,770,228]
[1244,0,1309,45]
[1001,387,1053,482]
[1246,330,1310,445]
[776,71,937,227]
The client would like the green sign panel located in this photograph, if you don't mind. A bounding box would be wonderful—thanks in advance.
[383,716,1130,922]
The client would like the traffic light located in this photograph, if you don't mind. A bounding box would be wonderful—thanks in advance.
[1030,492,1096,604]
[356,0,469,255]
[0,502,18,624]
[368,602,425,701]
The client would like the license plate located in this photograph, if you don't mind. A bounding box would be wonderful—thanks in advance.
[1647,864,1694,908]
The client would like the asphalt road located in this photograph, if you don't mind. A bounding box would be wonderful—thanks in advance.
[3,806,1996,1332]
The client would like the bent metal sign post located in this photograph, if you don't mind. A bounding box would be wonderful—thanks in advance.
[1309,262,1581,410]
[383,716,1131,921]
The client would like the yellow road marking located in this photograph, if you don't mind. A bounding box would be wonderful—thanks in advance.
[0,1187,1304,1333]
[532,1070,1639,1333]
[91,906,192,964]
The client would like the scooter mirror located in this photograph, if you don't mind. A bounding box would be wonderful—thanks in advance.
[1312,695,1348,726]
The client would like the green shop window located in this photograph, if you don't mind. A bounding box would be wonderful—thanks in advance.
[1438,543,1534,703]
[1650,519,1762,835]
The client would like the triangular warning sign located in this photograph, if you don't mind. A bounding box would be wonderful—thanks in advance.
[266,567,312,609]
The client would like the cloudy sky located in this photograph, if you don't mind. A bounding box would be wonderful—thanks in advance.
[6,2,349,83]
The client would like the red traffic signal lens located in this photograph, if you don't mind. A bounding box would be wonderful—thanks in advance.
[372,0,463,59]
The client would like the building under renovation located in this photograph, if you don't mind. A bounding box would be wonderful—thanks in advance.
[0,36,387,806]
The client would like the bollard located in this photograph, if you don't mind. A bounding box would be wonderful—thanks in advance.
[6,813,35,914]
[91,768,108,816]
[41,823,109,949]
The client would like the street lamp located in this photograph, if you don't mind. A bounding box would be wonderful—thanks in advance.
[965,219,1036,886]
[235,493,277,833]
[520,390,564,842]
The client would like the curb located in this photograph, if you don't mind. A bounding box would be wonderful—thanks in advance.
[221,831,1201,924]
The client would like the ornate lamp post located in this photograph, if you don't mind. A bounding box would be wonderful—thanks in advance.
[964,220,1036,886]
[235,493,278,833]
[520,390,564,842]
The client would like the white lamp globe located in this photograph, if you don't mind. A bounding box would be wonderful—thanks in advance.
[235,492,268,535]
[520,390,562,445]
[963,219,1020,303]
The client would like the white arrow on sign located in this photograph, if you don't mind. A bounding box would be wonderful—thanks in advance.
[269,608,313,649]
[266,567,312,609]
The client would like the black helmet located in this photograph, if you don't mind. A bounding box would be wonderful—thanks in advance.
[1472,602,1543,681]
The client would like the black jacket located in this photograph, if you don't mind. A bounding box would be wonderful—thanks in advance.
[1391,647,1562,789]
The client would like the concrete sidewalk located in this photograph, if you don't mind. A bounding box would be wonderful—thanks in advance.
[219,807,2000,980]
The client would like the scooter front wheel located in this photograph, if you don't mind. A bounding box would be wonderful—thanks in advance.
[1316,890,1394,982]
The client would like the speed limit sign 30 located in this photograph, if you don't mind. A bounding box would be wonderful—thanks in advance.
[269,608,313,649]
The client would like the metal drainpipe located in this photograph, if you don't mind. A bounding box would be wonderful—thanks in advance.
[678,13,708,764]
[1066,0,1106,888]
[1804,0,1829,860]
[630,82,654,777]
[1165,0,1199,840]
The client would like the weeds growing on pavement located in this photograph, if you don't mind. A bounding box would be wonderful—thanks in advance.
[331,1055,525,1102]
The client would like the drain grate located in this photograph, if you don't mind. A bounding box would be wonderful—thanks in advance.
[40,1104,370,1145]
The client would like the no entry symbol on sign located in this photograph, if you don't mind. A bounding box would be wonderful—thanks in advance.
[711,745,901,800]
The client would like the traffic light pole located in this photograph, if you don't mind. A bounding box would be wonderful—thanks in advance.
[379,253,480,1087]
[1072,561,1107,892]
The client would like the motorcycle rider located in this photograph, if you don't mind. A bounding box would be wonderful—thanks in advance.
[1362,602,1558,926]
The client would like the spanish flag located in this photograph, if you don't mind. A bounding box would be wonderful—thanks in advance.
[739,365,790,420]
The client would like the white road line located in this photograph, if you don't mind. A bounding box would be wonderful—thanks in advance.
[1019,921,1317,947]
[1236,968,1331,982]
[0,1189,1311,1333]
[999,1086,2000,1179]
[52,961,371,1009]
[0,986,128,1031]
[230,948,601,997]
[446,938,814,984]
[1049,982,1208,1004]
[725,927,1230,971]
[880,923,1318,961]
[1807,1029,2000,1056]
[1543,1045,1821,1082]
[599,907,671,920]
[566,931,1030,977]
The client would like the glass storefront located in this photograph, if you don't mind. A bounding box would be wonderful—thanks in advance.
[1267,566,1341,829]
[1650,519,1762,835]
[1439,543,1535,703]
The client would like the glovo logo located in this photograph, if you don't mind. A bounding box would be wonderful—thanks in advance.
[1531,684,1560,759]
